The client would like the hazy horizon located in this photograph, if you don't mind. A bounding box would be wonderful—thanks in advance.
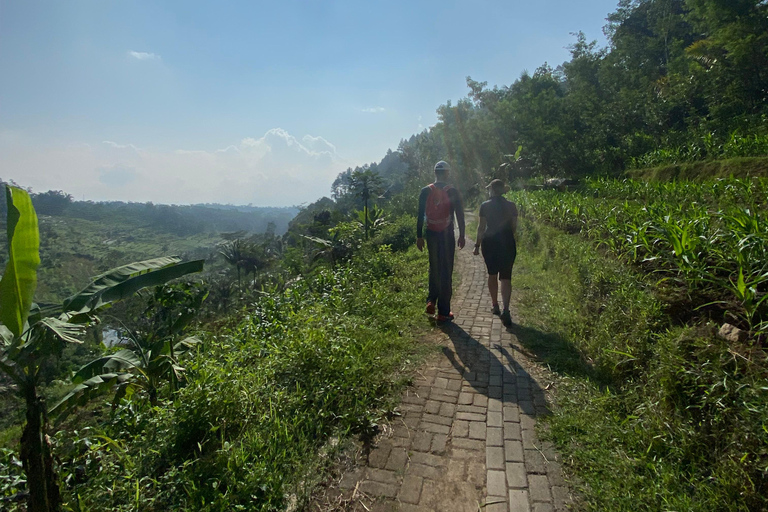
[1,0,620,207]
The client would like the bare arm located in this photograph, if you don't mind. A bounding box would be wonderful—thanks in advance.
[473,216,486,255]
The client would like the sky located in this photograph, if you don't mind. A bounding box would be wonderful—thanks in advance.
[0,0,620,207]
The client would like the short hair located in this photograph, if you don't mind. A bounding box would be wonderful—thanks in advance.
[487,179,506,195]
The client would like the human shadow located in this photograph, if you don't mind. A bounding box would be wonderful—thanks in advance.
[437,321,548,415]
[505,322,606,384]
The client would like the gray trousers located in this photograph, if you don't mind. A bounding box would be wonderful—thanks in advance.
[426,228,455,316]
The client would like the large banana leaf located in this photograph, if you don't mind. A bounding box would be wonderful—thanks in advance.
[63,257,205,314]
[72,349,144,383]
[49,372,137,421]
[0,187,40,337]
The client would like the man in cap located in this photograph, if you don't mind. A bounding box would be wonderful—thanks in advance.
[416,160,466,321]
[473,178,518,327]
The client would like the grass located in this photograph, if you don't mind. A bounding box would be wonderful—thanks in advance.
[626,156,768,181]
[37,245,434,511]
[509,217,768,511]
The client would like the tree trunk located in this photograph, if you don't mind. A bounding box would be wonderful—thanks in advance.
[21,384,60,512]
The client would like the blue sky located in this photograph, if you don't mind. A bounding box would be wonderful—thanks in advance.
[1,0,620,206]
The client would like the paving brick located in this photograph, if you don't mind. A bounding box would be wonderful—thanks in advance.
[551,486,571,509]
[402,394,426,406]
[451,437,485,451]
[533,504,554,512]
[486,427,503,447]
[398,475,423,504]
[420,421,451,435]
[519,400,536,415]
[473,394,488,407]
[366,468,399,485]
[528,474,552,502]
[434,377,449,389]
[431,433,447,454]
[487,446,505,470]
[409,451,446,467]
[411,431,432,452]
[546,461,567,487]
[469,421,486,440]
[504,421,522,440]
[522,428,538,449]
[505,440,524,462]
[488,411,503,427]
[457,404,486,415]
[487,469,507,497]
[504,405,521,423]
[488,398,503,412]
[424,400,441,415]
[358,480,398,498]
[438,402,456,417]
[456,411,485,422]
[403,415,420,429]
[422,413,453,426]
[524,449,547,474]
[521,415,536,431]
[506,462,527,488]
[446,379,463,391]
[452,419,469,437]
[368,444,392,468]
[489,386,503,399]
[385,447,408,471]
[430,388,459,400]
[508,489,531,512]
[458,392,474,405]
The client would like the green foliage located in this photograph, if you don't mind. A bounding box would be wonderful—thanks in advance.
[369,214,416,252]
[0,186,40,337]
[54,245,428,511]
[512,217,768,511]
[509,177,768,335]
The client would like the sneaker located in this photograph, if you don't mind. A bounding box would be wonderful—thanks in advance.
[491,304,501,316]
[425,301,436,315]
[436,312,454,322]
[500,309,512,327]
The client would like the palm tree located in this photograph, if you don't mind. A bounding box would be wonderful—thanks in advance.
[348,169,385,239]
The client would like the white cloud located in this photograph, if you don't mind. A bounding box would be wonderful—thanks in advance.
[102,140,140,151]
[128,51,160,61]
[0,129,348,207]
[362,107,385,113]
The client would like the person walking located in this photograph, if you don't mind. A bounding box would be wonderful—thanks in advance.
[473,179,518,327]
[416,160,466,322]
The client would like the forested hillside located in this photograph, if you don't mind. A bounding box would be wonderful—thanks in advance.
[330,0,767,198]
[0,180,298,302]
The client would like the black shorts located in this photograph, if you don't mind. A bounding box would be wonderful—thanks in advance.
[481,234,516,280]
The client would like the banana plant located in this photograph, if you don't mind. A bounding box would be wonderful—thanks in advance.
[0,185,204,512]
[51,284,208,418]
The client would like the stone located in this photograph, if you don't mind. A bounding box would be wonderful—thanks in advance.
[719,323,748,343]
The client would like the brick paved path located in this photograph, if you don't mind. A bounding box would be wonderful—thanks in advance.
[336,238,571,512]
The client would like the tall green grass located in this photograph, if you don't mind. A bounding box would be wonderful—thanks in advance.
[46,246,429,511]
[511,216,768,511]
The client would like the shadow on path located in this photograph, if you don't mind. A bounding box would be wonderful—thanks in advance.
[438,322,549,417]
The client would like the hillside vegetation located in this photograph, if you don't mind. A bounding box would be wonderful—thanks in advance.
[1,0,767,511]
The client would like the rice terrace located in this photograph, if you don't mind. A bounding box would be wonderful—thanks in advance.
[1,0,768,511]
